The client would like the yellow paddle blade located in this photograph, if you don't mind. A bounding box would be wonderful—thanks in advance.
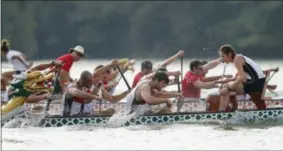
[119,58,129,64]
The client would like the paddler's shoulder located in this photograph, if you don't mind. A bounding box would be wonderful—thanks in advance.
[56,53,72,60]
[233,54,245,63]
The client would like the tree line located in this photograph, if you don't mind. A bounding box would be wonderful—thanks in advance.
[2,1,283,60]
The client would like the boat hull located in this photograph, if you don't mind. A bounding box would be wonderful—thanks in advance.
[39,108,283,128]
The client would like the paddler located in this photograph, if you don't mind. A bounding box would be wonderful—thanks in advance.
[94,59,135,93]
[138,67,183,99]
[140,67,182,94]
[62,70,130,116]
[206,67,279,112]
[132,50,184,88]
[126,71,180,115]
[92,60,120,84]
[49,45,85,91]
[1,39,33,88]
[181,59,232,100]
[218,44,267,111]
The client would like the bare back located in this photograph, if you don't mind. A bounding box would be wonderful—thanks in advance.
[134,83,149,103]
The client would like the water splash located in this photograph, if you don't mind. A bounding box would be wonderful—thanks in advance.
[106,105,151,127]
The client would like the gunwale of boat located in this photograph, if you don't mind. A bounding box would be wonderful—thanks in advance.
[44,107,283,119]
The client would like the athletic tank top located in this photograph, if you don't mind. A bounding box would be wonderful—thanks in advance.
[239,54,265,82]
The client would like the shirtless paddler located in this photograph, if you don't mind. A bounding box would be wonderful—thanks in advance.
[126,71,182,115]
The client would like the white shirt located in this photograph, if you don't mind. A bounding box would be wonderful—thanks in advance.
[6,50,28,71]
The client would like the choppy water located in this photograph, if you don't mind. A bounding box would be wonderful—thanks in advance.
[2,59,283,150]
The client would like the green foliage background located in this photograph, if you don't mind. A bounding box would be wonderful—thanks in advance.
[2,1,283,59]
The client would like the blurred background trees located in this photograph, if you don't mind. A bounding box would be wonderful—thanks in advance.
[2,1,283,59]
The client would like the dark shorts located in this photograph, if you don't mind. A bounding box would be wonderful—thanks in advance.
[243,78,265,94]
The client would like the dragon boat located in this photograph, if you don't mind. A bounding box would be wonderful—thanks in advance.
[2,97,283,128]
[2,65,282,128]
[39,107,283,127]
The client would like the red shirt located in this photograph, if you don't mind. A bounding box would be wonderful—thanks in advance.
[56,54,74,72]
[132,72,144,88]
[182,71,204,98]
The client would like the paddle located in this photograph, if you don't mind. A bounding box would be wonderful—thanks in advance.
[97,82,103,114]
[110,68,129,94]
[176,56,184,112]
[44,67,62,116]
[116,65,131,90]
[266,67,279,83]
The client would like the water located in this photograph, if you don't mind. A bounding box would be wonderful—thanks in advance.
[2,59,283,150]
[2,124,283,150]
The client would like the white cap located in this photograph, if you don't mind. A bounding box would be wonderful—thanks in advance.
[69,45,85,57]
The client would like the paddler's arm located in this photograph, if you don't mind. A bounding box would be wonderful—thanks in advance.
[101,88,130,102]
[229,56,246,90]
[152,89,181,98]
[121,59,135,72]
[104,70,119,82]
[263,67,279,74]
[68,87,101,101]
[141,84,171,105]
[11,55,30,69]
[26,93,50,103]
[160,50,184,68]
[202,58,222,73]
[29,61,63,71]
[104,82,119,90]
[142,71,181,81]
[193,80,218,89]
[215,77,237,84]
[20,53,28,60]
[202,75,233,82]
[93,60,118,77]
